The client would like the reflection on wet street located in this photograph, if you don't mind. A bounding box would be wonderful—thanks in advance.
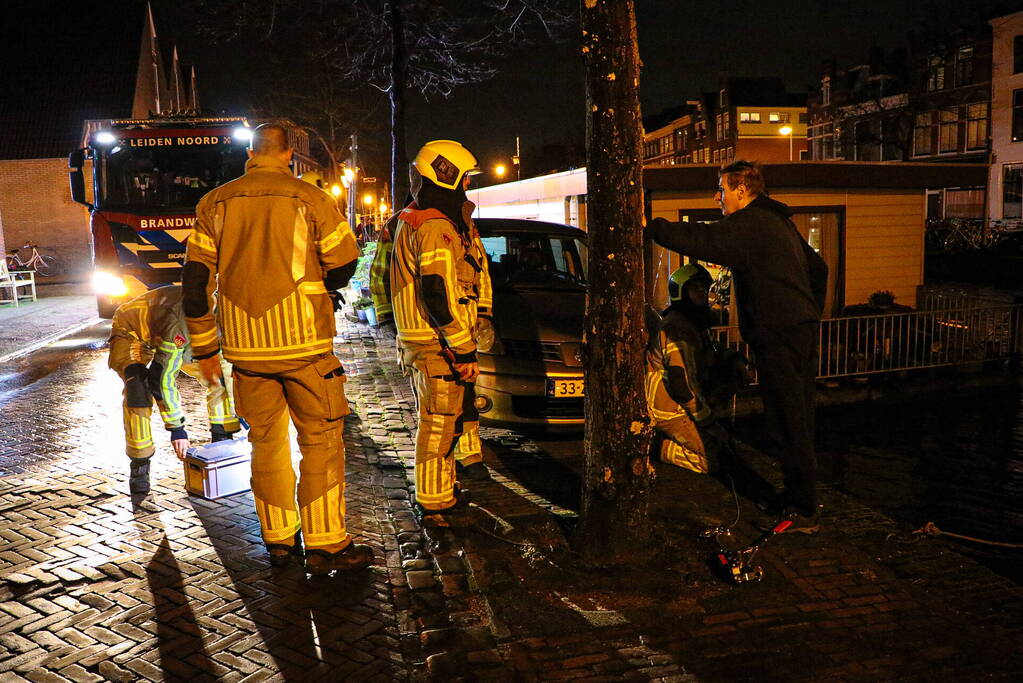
[815,379,1023,582]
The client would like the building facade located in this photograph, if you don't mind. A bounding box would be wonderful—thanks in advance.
[643,79,807,167]
[987,10,1023,221]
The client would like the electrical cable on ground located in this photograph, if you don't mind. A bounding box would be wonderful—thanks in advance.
[912,521,1023,549]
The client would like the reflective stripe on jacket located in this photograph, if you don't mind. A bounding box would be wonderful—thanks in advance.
[390,205,488,360]
[184,155,359,363]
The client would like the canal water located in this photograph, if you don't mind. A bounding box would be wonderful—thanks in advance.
[814,378,1023,584]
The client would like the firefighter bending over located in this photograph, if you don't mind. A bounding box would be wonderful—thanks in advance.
[183,123,372,574]
[108,285,239,495]
[391,140,491,523]
[371,192,494,482]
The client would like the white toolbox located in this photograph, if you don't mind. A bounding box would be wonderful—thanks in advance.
[184,438,252,499]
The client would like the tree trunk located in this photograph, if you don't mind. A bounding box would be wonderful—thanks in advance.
[387,0,409,209]
[576,0,653,566]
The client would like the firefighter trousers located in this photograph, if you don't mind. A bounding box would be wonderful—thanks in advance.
[410,356,476,510]
[403,348,482,467]
[654,413,710,474]
[232,354,352,549]
[121,358,237,460]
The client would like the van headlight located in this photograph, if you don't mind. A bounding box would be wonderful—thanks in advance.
[92,271,128,297]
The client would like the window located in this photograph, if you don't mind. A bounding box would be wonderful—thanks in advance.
[821,76,831,106]
[719,89,727,108]
[768,112,791,123]
[739,111,761,123]
[722,111,730,138]
[939,108,958,153]
[1014,90,1023,142]
[966,102,988,150]
[1015,35,1023,74]
[798,113,809,124]
[954,46,974,87]
[1003,163,1023,218]
[914,111,936,156]
[926,54,945,92]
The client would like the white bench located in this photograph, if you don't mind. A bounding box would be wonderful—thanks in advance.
[0,259,36,306]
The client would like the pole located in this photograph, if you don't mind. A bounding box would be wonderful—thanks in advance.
[515,135,521,181]
[789,132,793,161]
[350,133,359,228]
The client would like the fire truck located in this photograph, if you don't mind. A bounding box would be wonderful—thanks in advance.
[69,116,253,317]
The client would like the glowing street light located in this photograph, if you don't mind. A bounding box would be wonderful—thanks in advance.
[363,193,374,206]
[778,125,794,161]
[494,164,507,178]
[330,184,342,198]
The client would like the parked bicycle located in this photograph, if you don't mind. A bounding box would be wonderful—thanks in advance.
[5,241,59,277]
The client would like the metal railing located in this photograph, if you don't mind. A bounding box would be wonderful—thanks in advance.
[712,303,1023,381]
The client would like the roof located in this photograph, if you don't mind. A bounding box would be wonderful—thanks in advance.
[475,218,585,240]
[644,162,988,192]
[0,2,147,160]
[723,78,806,108]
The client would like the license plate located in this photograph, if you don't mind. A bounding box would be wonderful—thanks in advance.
[547,378,585,398]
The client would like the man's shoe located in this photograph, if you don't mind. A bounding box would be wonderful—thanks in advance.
[456,461,491,481]
[210,426,234,443]
[267,531,304,567]
[305,543,374,575]
[128,457,151,494]
[412,489,472,527]
[757,506,822,535]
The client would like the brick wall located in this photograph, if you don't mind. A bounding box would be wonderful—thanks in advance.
[0,158,92,279]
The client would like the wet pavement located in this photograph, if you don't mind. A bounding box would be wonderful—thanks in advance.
[2,294,1023,680]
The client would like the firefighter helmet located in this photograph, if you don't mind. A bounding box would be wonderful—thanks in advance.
[301,171,326,190]
[668,264,712,304]
[411,140,481,190]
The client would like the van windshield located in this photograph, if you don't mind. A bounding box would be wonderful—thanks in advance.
[480,234,588,288]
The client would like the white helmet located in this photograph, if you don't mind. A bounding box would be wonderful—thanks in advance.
[411,140,481,190]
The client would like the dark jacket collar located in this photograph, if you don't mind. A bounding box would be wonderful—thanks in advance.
[748,193,793,218]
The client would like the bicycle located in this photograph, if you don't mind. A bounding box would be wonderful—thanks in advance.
[5,241,59,277]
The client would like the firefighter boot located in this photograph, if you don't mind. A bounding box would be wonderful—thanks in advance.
[305,543,374,575]
[129,457,152,495]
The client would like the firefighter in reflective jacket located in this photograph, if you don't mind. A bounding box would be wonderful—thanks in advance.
[183,123,373,574]
[372,195,493,481]
[108,285,238,494]
[391,140,491,519]
[645,264,736,473]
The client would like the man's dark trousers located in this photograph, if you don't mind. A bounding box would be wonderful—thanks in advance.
[752,322,819,516]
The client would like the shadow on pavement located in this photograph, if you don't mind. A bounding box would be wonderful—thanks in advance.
[146,534,218,679]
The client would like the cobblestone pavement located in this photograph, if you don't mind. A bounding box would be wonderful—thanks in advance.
[2,318,1023,681]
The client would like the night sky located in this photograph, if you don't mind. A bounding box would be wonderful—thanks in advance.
[3,0,1011,178]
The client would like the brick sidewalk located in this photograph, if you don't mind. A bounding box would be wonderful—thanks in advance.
[2,318,1023,681]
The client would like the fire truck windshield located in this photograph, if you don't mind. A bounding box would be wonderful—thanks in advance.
[96,144,248,212]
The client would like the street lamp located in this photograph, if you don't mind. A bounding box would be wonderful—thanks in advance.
[778,125,793,161]
[330,184,342,198]
[494,164,507,179]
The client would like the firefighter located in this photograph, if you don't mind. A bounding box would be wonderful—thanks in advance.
[182,123,373,574]
[391,140,491,522]
[108,285,239,495]
[300,170,328,193]
[371,195,493,481]
[645,264,734,473]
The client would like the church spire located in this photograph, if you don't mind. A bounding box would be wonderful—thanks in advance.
[131,2,168,118]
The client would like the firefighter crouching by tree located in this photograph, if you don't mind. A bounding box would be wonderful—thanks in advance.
[108,285,239,495]
[391,140,492,522]
[645,264,743,474]
[372,191,494,481]
[183,122,373,574]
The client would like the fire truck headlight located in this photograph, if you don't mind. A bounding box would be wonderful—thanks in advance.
[92,271,128,297]
[95,131,117,145]
[232,127,253,143]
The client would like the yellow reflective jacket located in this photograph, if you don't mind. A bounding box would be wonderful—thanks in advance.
[390,204,491,362]
[108,285,191,427]
[184,155,359,364]
[645,308,713,424]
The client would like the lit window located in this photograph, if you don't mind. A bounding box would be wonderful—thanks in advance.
[966,102,988,150]
[739,111,761,123]
[1014,90,1023,142]
[914,111,936,156]
[938,108,958,153]
[927,55,945,92]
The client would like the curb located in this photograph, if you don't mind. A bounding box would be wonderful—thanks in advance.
[0,317,103,364]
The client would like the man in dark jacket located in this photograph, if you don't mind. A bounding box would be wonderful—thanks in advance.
[648,160,828,533]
